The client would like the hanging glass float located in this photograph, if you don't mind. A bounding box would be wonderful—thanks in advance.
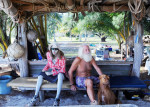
[7,42,24,59]
[27,30,38,42]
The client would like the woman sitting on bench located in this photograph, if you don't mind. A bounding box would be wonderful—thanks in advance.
[27,42,66,106]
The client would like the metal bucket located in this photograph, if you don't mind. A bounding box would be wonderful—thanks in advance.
[0,75,12,94]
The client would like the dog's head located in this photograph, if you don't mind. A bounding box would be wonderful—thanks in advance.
[99,74,110,85]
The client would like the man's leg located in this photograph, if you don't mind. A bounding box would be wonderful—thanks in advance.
[85,79,95,102]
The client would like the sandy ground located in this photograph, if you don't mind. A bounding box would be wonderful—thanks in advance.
[1,61,150,107]
[1,42,150,107]
[0,86,150,107]
[1,66,150,107]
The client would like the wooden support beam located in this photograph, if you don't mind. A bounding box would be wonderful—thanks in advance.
[18,21,28,77]
[39,15,44,36]
[20,5,129,13]
[44,14,47,45]
[11,0,32,5]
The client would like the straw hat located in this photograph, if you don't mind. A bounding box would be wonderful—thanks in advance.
[48,42,60,50]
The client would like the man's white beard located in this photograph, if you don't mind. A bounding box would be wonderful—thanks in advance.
[82,53,92,62]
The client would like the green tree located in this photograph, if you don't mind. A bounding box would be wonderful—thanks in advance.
[47,13,61,41]
[73,12,132,49]
[60,13,77,39]
[0,11,16,56]
[142,17,150,35]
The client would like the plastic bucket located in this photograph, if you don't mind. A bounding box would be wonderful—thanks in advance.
[0,75,12,94]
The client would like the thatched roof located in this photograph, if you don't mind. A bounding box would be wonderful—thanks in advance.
[0,0,150,22]
[10,0,150,13]
[12,0,129,14]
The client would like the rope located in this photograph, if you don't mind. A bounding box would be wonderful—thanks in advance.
[128,0,142,14]
[112,3,124,12]
[0,0,20,23]
[0,0,4,8]
[128,0,145,21]
[24,1,52,22]
[0,2,13,10]
[24,0,50,22]
[38,0,51,12]
[133,5,145,21]
[65,0,75,10]
[88,0,102,12]
[53,0,61,12]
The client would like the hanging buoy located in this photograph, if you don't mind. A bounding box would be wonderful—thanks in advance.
[7,42,24,59]
[27,30,38,42]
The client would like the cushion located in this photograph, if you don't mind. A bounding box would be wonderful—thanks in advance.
[110,76,147,88]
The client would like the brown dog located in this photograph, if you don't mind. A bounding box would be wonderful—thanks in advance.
[98,75,119,105]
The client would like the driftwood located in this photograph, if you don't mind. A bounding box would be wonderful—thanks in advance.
[0,0,19,22]
[18,22,28,77]
[132,19,143,77]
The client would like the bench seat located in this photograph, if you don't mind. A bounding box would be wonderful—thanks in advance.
[7,77,71,90]
[8,76,147,91]
[8,76,147,102]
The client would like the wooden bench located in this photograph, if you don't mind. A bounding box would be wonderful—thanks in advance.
[7,60,147,101]
[7,76,147,101]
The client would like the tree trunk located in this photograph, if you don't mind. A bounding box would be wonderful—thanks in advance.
[70,34,72,41]
[79,35,82,42]
[101,37,107,42]
[54,32,56,42]
[124,12,127,59]
[132,21,143,77]
[18,22,28,77]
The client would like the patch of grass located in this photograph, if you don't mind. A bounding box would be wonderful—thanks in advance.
[64,53,96,57]
[49,37,117,44]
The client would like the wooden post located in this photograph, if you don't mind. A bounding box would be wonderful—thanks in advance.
[132,21,143,77]
[18,21,28,77]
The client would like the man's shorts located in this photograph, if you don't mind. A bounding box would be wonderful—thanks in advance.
[76,76,100,88]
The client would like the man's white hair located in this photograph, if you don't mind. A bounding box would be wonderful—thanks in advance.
[78,44,91,58]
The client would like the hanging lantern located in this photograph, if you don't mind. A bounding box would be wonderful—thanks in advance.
[7,42,24,59]
[27,30,38,42]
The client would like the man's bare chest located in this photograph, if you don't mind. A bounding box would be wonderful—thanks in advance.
[78,60,92,71]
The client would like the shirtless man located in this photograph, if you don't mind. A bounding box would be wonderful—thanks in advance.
[68,44,103,105]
